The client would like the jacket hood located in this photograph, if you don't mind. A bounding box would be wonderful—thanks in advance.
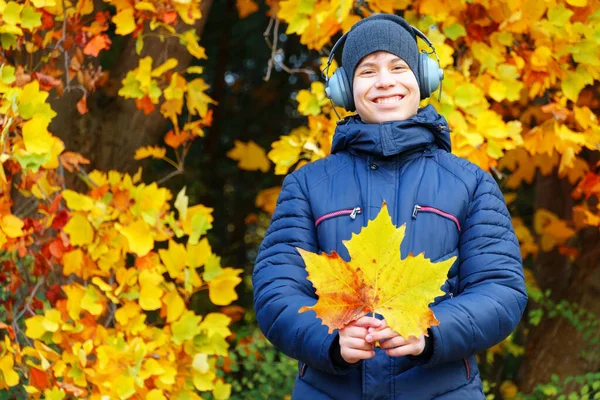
[331,105,452,157]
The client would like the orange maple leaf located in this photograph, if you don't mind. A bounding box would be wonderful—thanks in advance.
[60,152,91,172]
[83,34,112,57]
[298,202,455,339]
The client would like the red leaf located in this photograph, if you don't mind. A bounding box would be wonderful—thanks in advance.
[48,239,65,259]
[30,368,50,390]
[161,11,178,24]
[46,284,64,307]
[41,11,54,29]
[33,72,61,90]
[52,209,70,231]
[33,254,50,276]
[135,96,155,115]
[0,322,15,340]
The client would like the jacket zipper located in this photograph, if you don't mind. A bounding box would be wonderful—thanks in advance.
[412,205,461,232]
[315,207,362,227]
[464,358,470,379]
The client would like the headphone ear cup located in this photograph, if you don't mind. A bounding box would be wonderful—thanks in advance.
[420,54,443,99]
[325,67,354,111]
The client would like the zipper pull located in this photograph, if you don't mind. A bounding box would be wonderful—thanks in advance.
[349,207,362,220]
[412,205,421,219]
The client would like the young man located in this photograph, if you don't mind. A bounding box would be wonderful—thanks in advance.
[253,13,527,400]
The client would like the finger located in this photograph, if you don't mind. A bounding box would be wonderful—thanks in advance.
[366,328,399,343]
[340,337,374,351]
[341,326,368,339]
[341,348,375,362]
[379,336,408,349]
[386,342,421,357]
[367,319,388,333]
[352,316,382,329]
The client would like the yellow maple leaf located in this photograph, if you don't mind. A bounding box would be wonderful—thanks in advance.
[181,30,207,59]
[226,140,270,172]
[213,379,232,400]
[62,248,83,277]
[62,189,94,211]
[1,214,24,238]
[298,202,455,338]
[186,238,211,268]
[0,354,19,388]
[139,269,164,310]
[278,0,317,35]
[268,128,306,175]
[187,78,217,117]
[296,82,329,116]
[159,240,187,279]
[64,213,94,246]
[134,145,166,160]
[117,220,154,256]
[208,268,242,306]
[112,7,136,35]
[163,290,185,323]
[22,114,54,155]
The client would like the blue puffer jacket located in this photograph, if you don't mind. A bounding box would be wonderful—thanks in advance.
[253,105,527,400]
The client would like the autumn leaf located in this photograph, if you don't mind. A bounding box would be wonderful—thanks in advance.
[298,202,455,339]
[134,145,166,160]
[255,186,281,214]
[83,34,111,56]
[236,0,258,18]
[226,140,270,172]
[59,152,90,172]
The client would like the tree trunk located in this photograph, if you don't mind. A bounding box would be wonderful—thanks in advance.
[518,172,600,392]
[48,0,214,178]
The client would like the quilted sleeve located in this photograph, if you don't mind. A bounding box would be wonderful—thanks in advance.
[423,170,528,367]
[252,173,346,375]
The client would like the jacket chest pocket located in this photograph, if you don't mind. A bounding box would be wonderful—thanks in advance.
[408,204,461,261]
[315,207,362,227]
[314,206,363,255]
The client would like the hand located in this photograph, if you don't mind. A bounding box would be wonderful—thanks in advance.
[338,316,382,364]
[365,320,426,357]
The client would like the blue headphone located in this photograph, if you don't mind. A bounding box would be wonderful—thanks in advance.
[323,15,444,112]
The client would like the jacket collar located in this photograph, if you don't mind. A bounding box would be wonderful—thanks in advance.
[331,105,452,157]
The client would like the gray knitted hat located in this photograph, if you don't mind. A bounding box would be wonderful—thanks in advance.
[341,14,420,91]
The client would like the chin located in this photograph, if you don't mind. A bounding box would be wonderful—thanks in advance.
[367,111,412,124]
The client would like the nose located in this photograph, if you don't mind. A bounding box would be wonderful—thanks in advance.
[375,69,396,89]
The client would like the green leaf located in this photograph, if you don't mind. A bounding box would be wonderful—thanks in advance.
[136,34,144,55]
[1,65,16,84]
[443,23,466,40]
[13,151,49,172]
[20,6,42,30]
[1,33,17,50]
[203,254,222,282]
[2,2,23,25]
[188,213,212,245]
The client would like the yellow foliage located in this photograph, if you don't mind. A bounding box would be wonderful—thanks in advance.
[226,140,271,172]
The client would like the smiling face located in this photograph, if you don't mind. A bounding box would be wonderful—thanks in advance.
[352,51,420,124]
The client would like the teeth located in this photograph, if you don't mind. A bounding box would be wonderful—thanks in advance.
[375,96,403,104]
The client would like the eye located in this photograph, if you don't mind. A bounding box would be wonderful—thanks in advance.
[393,65,406,71]
[360,70,374,75]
